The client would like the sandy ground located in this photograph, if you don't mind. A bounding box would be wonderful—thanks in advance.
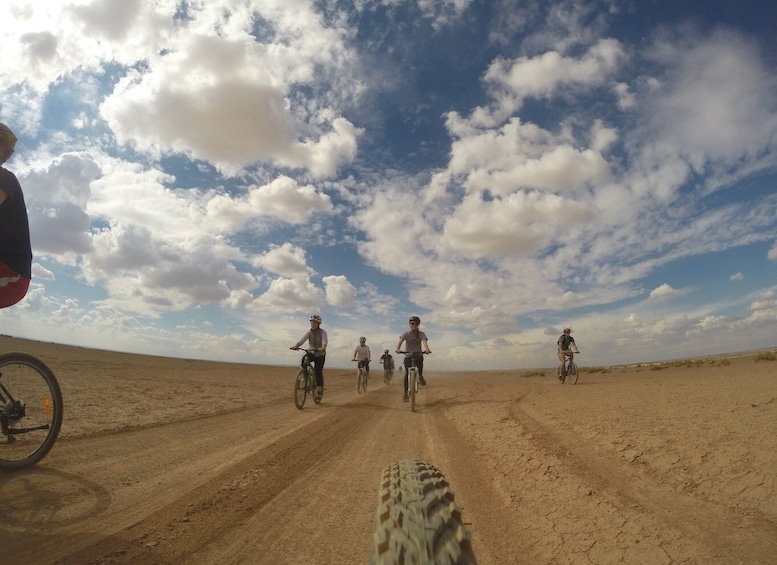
[1,335,776,564]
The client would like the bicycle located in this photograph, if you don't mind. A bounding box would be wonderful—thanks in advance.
[354,359,368,394]
[369,459,477,564]
[399,351,428,412]
[383,363,393,385]
[291,348,321,409]
[0,352,64,470]
[560,351,579,384]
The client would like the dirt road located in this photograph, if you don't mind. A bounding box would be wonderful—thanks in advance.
[1,338,776,564]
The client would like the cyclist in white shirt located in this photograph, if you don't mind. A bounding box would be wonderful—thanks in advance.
[352,336,371,378]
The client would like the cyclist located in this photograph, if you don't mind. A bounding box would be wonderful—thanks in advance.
[396,315,431,402]
[352,336,371,380]
[380,349,394,381]
[557,327,580,381]
[0,122,32,309]
[291,315,328,402]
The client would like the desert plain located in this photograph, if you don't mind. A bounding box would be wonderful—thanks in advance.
[1,334,776,564]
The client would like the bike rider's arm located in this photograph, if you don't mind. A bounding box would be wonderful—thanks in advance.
[292,330,311,350]
[422,338,431,355]
[395,336,405,354]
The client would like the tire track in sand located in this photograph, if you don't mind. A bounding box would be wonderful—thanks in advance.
[511,398,777,564]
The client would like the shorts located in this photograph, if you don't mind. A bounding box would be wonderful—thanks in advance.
[558,350,570,363]
[0,261,30,308]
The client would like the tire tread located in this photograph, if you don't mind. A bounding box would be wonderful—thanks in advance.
[369,459,477,564]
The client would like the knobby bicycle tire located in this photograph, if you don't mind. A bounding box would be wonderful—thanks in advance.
[0,352,64,469]
[567,362,579,384]
[409,368,417,412]
[294,368,307,409]
[369,459,477,565]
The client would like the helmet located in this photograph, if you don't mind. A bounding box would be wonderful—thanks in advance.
[359,336,366,341]
[563,328,571,333]
[310,315,322,323]
[0,123,17,150]
[409,315,420,324]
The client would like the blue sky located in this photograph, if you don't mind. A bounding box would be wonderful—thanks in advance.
[1,0,776,370]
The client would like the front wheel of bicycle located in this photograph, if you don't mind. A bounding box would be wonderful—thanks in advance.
[0,352,64,470]
[567,362,578,384]
[294,368,307,409]
[409,369,417,412]
[369,459,477,564]
[357,369,365,394]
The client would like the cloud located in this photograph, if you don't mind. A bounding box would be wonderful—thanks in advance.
[748,289,777,312]
[649,283,679,300]
[69,0,144,42]
[206,176,333,228]
[769,242,777,260]
[483,38,626,117]
[443,116,611,196]
[22,153,99,257]
[323,275,357,308]
[645,26,777,165]
[254,277,322,313]
[441,191,593,258]
[254,244,313,278]
[730,272,744,281]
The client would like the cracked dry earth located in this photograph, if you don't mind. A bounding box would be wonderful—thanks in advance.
[1,336,776,564]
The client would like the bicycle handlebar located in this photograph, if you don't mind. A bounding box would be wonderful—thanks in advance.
[397,351,430,355]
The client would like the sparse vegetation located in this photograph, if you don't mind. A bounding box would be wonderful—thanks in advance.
[522,370,549,378]
[755,350,777,362]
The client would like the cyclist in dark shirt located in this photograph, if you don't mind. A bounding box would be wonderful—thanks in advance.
[557,327,580,381]
[396,315,431,402]
[380,349,394,372]
[0,122,32,309]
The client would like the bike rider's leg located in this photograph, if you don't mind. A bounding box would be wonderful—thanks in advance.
[557,351,566,381]
[415,353,426,386]
[314,355,326,399]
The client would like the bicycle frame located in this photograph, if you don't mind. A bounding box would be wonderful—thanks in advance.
[292,348,318,409]
[399,352,426,412]
[562,351,579,385]
[354,359,368,393]
[383,363,393,384]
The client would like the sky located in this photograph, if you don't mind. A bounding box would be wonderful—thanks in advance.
[1,0,776,371]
